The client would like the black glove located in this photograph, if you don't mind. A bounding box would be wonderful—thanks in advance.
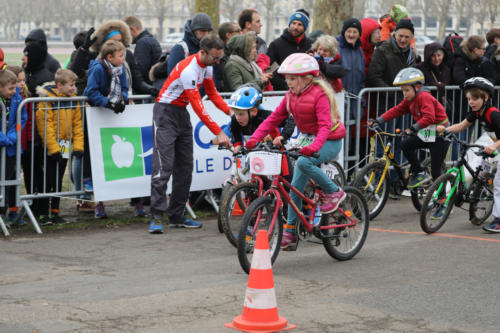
[316,57,326,73]
[149,87,159,97]
[106,100,115,110]
[369,118,381,129]
[51,152,62,161]
[72,150,84,158]
[82,27,97,50]
[113,101,126,114]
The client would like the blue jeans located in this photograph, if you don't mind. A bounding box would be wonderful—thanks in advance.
[287,140,342,225]
[72,156,90,200]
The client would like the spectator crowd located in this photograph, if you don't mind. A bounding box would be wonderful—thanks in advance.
[2,4,500,233]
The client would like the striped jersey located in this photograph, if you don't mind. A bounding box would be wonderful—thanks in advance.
[156,53,229,135]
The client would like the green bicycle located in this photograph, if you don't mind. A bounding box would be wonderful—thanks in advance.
[420,133,497,234]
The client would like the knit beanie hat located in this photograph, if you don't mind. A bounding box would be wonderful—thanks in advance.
[395,19,414,35]
[190,13,213,31]
[390,4,408,23]
[342,18,362,36]
[288,9,310,31]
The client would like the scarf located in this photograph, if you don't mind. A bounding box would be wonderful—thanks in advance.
[104,59,123,104]
[391,35,415,66]
[229,54,263,81]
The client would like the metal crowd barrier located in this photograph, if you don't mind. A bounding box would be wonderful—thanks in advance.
[345,85,491,175]
[0,100,29,236]
[10,95,154,236]
[6,85,498,236]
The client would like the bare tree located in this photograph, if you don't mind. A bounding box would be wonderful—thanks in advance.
[220,0,246,22]
[353,0,367,18]
[486,0,499,29]
[435,0,451,41]
[146,0,173,42]
[453,0,466,33]
[195,0,220,30]
[257,0,277,44]
[474,0,489,35]
[313,0,353,36]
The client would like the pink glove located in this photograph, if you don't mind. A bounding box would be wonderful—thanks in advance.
[245,139,258,149]
[299,146,316,157]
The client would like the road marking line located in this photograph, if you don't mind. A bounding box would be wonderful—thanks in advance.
[370,227,500,243]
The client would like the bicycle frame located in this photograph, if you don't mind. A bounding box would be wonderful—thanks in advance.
[432,145,492,206]
[255,173,358,237]
[367,130,408,193]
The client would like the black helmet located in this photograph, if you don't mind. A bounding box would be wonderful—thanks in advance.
[461,77,495,96]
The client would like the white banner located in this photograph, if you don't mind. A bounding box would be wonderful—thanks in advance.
[87,92,344,201]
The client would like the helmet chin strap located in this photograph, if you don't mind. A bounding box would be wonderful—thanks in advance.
[296,76,313,94]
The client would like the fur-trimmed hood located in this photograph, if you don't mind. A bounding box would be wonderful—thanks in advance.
[90,20,132,53]
[35,81,76,98]
[227,31,257,62]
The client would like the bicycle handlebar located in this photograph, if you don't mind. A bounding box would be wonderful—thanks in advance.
[246,141,320,159]
[443,131,498,158]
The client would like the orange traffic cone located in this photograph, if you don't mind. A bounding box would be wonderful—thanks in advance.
[225,230,296,332]
[232,200,244,216]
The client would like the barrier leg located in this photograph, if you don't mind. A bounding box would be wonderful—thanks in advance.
[21,200,42,234]
[0,216,9,237]
[185,202,197,220]
[205,190,219,214]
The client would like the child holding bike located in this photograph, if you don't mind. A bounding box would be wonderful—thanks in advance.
[226,83,296,154]
[370,68,449,188]
[436,77,500,233]
[245,53,346,250]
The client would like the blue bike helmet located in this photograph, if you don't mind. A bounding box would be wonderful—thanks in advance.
[227,84,263,110]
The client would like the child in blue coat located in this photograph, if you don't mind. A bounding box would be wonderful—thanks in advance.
[84,39,128,218]
[0,69,27,225]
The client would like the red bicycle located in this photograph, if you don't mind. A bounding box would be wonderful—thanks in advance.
[237,146,369,274]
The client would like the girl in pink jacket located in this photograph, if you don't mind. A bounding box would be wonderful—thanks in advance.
[246,53,346,250]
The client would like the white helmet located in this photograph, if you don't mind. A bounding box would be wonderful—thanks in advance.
[393,68,425,86]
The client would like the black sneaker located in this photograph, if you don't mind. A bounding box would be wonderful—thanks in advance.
[38,215,53,226]
[408,171,431,189]
[51,213,67,224]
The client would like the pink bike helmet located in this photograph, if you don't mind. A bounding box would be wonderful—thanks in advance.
[278,53,319,76]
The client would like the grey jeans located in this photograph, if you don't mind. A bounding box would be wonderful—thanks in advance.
[150,103,193,223]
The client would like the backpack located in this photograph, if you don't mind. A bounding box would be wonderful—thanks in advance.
[442,32,463,69]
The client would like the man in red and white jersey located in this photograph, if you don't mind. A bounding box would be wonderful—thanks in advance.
[149,35,231,234]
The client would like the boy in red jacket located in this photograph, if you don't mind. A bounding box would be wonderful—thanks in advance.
[371,68,449,188]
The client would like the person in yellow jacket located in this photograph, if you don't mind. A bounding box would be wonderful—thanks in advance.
[36,69,84,225]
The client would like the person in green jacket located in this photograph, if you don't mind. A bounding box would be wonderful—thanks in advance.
[222,31,272,92]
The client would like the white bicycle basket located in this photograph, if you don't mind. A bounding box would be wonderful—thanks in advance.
[248,151,282,176]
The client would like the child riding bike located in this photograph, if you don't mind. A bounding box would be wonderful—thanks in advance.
[245,53,346,250]
[370,67,449,188]
[226,83,296,153]
[436,77,500,233]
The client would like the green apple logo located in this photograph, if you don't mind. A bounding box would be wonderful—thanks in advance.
[101,128,144,181]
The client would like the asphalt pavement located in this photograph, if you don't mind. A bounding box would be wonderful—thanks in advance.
[1,196,499,333]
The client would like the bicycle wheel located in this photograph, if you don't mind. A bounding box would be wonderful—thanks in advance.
[410,158,446,211]
[220,182,259,247]
[321,186,369,260]
[469,177,494,225]
[420,173,457,234]
[325,160,347,187]
[352,161,389,220]
[237,196,283,274]
[217,183,233,233]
